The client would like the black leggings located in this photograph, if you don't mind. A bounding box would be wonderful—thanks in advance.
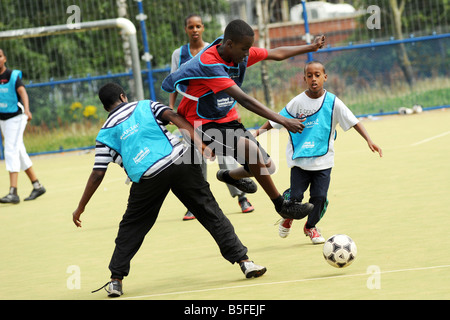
[290,166,331,228]
[109,162,248,280]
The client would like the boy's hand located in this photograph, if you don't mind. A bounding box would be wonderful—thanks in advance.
[368,141,383,157]
[312,35,325,51]
[72,207,84,228]
[282,117,306,134]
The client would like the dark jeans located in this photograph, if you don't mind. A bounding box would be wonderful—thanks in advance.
[290,166,332,228]
[109,161,248,280]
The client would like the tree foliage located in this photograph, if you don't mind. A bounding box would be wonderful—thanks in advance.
[0,0,229,81]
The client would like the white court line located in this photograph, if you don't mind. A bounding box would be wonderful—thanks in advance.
[411,130,450,146]
[116,264,450,300]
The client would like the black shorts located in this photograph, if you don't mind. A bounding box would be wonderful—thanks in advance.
[198,120,271,172]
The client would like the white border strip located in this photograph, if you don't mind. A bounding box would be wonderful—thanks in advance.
[411,130,450,146]
[116,264,450,300]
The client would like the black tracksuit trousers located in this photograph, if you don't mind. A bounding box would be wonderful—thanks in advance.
[108,162,248,280]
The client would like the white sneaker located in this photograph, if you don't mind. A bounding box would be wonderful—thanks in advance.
[278,218,293,238]
[239,261,267,278]
[303,225,325,244]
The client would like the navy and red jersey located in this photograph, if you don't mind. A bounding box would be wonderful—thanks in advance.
[176,44,268,127]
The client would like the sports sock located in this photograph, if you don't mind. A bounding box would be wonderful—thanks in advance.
[32,180,42,189]
[272,195,284,212]
[221,170,236,184]
[9,187,18,195]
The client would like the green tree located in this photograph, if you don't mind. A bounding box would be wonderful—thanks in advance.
[140,0,229,67]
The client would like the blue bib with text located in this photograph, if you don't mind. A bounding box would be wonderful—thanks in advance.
[280,92,335,159]
[96,100,173,182]
[162,36,248,120]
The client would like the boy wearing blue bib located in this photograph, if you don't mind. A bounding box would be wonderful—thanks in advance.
[162,19,327,221]
[0,49,46,204]
[72,83,266,297]
[255,61,382,244]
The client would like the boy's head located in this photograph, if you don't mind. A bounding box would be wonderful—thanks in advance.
[98,82,128,112]
[184,14,204,42]
[303,61,327,96]
[222,19,254,65]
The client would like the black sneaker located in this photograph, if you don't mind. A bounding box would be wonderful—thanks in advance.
[182,211,196,221]
[0,193,20,204]
[238,196,254,213]
[277,200,314,220]
[239,261,267,279]
[106,280,123,297]
[24,186,46,201]
[216,170,257,194]
[92,280,123,297]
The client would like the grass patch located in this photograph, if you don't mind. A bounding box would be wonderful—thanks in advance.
[24,121,102,154]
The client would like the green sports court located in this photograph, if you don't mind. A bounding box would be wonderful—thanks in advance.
[1,108,449,300]
[0,0,449,305]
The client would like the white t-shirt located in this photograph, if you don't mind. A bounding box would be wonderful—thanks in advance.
[269,90,358,171]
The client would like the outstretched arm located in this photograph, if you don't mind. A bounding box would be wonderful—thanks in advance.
[266,35,325,61]
[353,122,383,157]
[223,85,305,134]
[72,169,106,227]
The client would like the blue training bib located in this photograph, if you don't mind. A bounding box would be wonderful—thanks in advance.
[96,101,174,182]
[162,36,248,120]
[0,70,22,113]
[280,92,335,159]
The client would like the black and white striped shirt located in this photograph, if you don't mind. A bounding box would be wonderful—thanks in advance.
[93,100,187,179]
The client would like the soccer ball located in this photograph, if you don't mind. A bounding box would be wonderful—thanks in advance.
[322,234,357,268]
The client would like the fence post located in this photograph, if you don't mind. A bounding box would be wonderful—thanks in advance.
[301,0,313,62]
[135,0,156,101]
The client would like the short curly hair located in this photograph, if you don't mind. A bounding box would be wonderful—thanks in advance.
[223,19,254,43]
[98,82,126,111]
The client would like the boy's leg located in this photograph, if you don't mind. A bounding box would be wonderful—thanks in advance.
[218,156,254,213]
[218,155,244,198]
[200,122,313,220]
[171,162,249,264]
[278,167,311,238]
[182,146,206,220]
[108,173,171,280]
[306,168,331,228]
[300,168,331,244]
[290,166,311,203]
[235,136,278,198]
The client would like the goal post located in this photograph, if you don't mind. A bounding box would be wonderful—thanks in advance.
[0,18,144,101]
[0,18,144,159]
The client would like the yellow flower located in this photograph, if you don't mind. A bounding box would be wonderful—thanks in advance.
[70,102,83,111]
[83,105,98,119]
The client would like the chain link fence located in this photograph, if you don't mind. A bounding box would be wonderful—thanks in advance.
[0,0,448,155]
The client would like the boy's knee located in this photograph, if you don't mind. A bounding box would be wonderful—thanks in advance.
[266,159,276,175]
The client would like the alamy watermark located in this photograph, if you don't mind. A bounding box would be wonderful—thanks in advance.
[366,5,381,30]
[366,265,381,289]
[172,126,281,176]
[66,265,81,290]
[66,5,81,29]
